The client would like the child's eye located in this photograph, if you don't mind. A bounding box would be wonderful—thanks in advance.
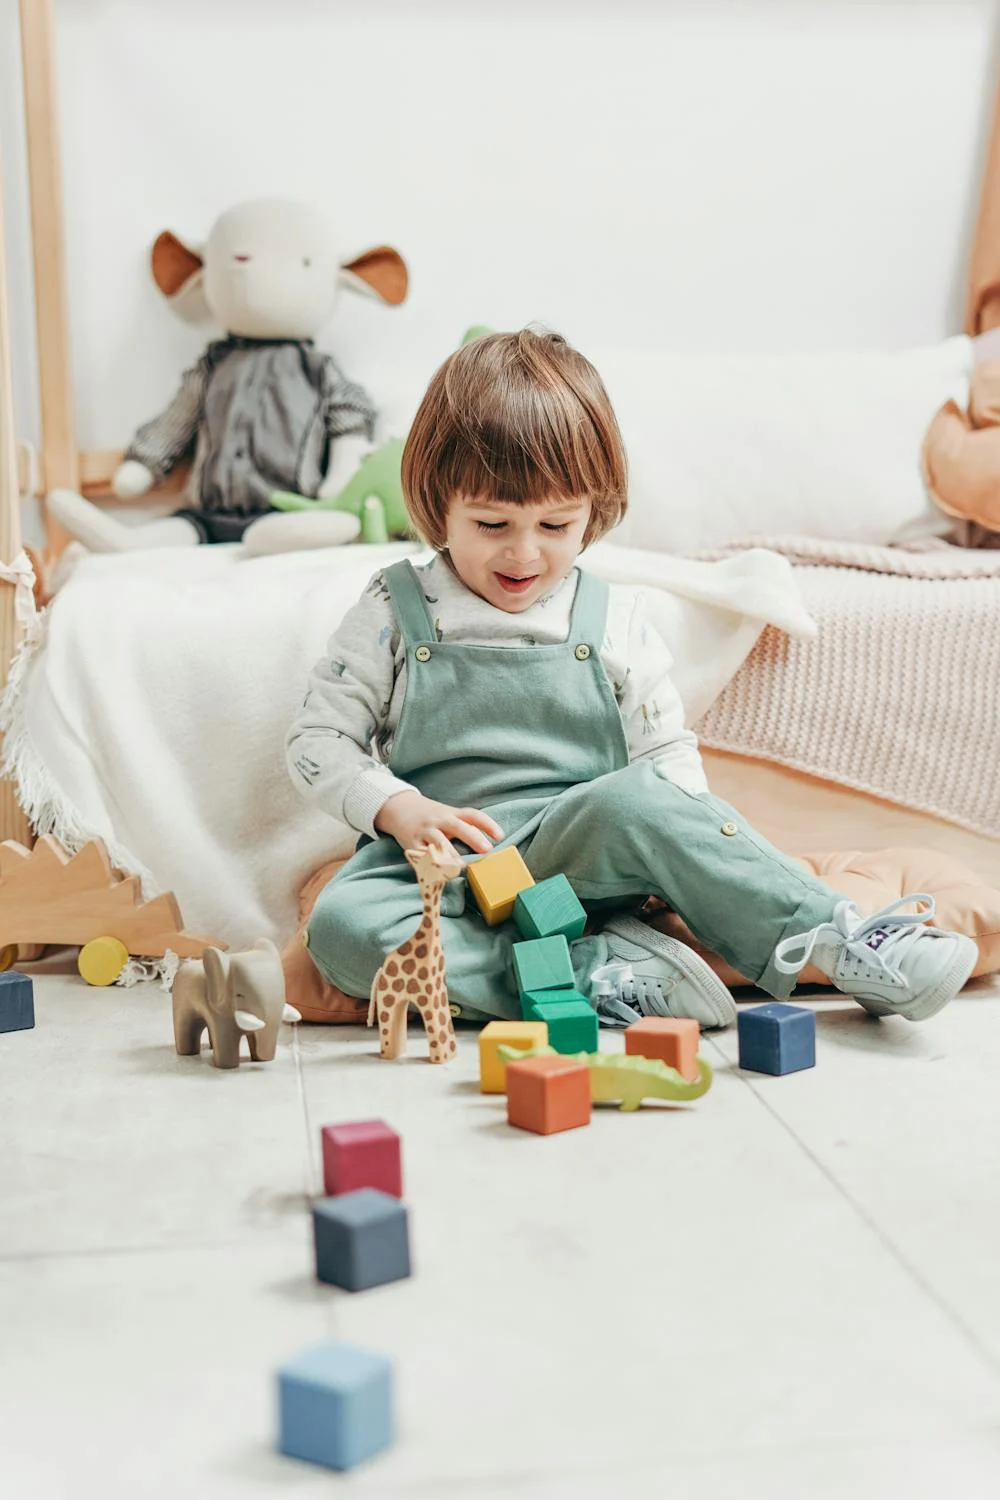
[476,521,505,533]
[542,522,569,532]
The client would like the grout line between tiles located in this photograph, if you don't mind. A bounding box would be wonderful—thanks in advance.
[0,1236,276,1266]
[291,1027,345,1346]
[704,1033,1000,1384]
[290,1022,322,1199]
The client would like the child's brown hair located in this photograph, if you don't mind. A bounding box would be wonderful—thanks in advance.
[401,328,628,550]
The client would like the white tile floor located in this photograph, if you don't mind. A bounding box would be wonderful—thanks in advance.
[3,971,1000,1498]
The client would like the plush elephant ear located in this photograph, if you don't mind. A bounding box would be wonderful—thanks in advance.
[150,230,210,323]
[202,946,231,1007]
[252,937,281,960]
[339,246,408,306]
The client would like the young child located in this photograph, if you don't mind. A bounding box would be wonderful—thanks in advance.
[286,329,977,1030]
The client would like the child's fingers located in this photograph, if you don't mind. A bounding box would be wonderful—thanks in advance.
[445,816,494,855]
[459,807,505,841]
[428,829,462,862]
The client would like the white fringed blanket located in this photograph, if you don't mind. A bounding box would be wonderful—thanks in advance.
[0,540,813,948]
[697,537,1000,838]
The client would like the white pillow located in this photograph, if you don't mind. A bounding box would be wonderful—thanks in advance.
[589,338,973,553]
[367,337,972,555]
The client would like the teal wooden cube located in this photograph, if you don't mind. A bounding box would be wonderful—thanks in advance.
[512,936,574,998]
[0,971,34,1034]
[513,875,586,941]
[526,993,599,1054]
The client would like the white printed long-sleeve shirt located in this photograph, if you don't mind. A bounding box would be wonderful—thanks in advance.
[286,554,708,839]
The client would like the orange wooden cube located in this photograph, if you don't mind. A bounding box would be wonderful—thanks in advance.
[506,1054,591,1136]
[624,1017,700,1081]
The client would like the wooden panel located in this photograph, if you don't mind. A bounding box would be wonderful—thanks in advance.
[79,448,190,502]
[19,0,77,554]
[0,142,32,849]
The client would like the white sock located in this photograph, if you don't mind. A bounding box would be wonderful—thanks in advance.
[131,516,200,549]
[241,510,361,556]
[47,489,199,552]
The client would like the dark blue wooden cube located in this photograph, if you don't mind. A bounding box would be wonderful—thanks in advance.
[737,1003,816,1076]
[312,1188,411,1292]
[0,971,34,1034]
[277,1341,393,1470]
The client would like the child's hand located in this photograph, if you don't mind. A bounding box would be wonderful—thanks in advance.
[374,791,503,858]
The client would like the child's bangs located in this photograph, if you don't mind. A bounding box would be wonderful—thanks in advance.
[439,390,618,508]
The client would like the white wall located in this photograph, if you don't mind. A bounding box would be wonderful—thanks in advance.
[2,0,998,544]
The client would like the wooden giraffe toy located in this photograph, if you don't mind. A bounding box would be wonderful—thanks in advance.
[368,842,462,1063]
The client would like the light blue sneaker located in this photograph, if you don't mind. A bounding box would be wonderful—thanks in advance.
[590,915,737,1030]
[774,894,977,1022]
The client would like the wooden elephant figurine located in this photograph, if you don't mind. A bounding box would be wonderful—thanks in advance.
[171,938,300,1069]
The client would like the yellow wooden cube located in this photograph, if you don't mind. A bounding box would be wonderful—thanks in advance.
[478,1021,549,1094]
[467,846,535,926]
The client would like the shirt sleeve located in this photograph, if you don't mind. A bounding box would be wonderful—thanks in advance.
[617,595,709,795]
[124,357,209,482]
[320,354,378,442]
[285,573,415,838]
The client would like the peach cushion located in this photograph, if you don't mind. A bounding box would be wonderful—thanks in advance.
[653,847,1000,987]
[284,846,1000,1022]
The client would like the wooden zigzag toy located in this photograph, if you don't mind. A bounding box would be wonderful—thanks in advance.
[0,835,221,984]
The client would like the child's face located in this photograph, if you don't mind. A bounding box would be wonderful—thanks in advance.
[443,495,593,613]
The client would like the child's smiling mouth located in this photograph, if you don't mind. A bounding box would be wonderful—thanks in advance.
[495,572,539,594]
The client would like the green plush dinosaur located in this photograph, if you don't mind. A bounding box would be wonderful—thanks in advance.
[269,436,410,541]
[497,1043,713,1110]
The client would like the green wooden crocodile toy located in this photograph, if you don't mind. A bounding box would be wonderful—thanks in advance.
[497,1043,712,1110]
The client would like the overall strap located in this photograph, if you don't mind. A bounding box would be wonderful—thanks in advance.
[382,560,437,647]
[568,566,611,644]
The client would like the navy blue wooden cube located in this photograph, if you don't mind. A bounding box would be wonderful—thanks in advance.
[312,1188,411,1292]
[738,1003,815,1076]
[277,1341,393,1470]
[0,971,34,1034]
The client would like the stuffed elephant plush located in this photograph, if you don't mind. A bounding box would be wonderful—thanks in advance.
[172,938,300,1069]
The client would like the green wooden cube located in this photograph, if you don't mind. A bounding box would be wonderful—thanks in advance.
[513,875,587,941]
[512,936,574,998]
[521,986,574,1021]
[527,995,599,1055]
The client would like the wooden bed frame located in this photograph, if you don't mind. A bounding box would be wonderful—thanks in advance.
[3,0,1000,858]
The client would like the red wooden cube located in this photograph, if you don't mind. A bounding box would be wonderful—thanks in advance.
[321,1119,403,1199]
[506,1054,591,1136]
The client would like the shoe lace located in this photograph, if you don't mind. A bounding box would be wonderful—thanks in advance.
[773,895,937,983]
[589,960,675,1026]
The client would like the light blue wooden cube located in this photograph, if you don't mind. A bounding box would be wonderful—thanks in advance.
[277,1341,393,1471]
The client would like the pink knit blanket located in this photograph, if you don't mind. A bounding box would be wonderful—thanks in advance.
[695,537,1000,837]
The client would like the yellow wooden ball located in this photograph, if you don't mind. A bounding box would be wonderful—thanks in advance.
[78,936,129,986]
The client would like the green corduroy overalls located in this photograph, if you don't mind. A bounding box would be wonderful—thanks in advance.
[305,560,841,1020]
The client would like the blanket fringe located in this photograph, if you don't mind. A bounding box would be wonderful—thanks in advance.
[0,607,159,895]
[116,950,180,990]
